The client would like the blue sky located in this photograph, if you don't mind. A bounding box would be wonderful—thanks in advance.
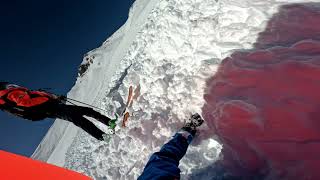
[0,0,135,157]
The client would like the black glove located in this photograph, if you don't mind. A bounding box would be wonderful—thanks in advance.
[57,95,67,103]
[59,95,67,100]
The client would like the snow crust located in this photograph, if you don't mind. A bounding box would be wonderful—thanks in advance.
[33,0,319,179]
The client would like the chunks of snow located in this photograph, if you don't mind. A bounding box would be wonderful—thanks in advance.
[35,0,320,180]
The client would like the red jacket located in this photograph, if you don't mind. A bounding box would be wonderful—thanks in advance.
[0,86,55,107]
[0,84,59,120]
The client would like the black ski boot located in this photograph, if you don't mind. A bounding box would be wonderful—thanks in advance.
[181,113,204,136]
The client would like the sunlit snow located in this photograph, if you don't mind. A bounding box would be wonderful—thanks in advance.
[32,0,318,179]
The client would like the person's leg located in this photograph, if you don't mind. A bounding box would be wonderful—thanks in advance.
[71,116,106,141]
[74,106,111,126]
[155,132,192,163]
[51,104,105,141]
[138,132,193,180]
[139,113,204,180]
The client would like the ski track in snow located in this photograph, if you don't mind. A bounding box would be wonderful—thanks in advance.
[62,0,318,179]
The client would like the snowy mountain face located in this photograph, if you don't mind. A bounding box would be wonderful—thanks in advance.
[32,0,319,179]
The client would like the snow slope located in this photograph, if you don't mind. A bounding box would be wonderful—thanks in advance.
[33,0,319,179]
[32,0,159,164]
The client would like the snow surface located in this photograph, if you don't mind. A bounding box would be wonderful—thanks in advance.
[33,0,319,179]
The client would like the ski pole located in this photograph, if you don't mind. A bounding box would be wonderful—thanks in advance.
[37,87,109,113]
[65,97,107,112]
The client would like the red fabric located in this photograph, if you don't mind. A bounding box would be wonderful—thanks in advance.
[0,150,92,180]
[202,4,320,180]
[0,89,8,105]
[0,87,54,107]
[0,89,10,97]
[0,99,5,105]
[6,90,49,107]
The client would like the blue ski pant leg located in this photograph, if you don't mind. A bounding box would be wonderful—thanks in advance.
[138,132,193,180]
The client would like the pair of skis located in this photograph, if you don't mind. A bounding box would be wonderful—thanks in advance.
[104,84,140,138]
[121,84,140,127]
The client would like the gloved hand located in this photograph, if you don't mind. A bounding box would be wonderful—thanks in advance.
[58,95,67,100]
[57,95,67,103]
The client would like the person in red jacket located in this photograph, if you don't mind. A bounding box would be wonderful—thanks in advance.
[0,82,111,141]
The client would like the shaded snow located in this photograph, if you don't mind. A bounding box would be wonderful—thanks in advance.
[33,0,319,179]
[203,3,320,179]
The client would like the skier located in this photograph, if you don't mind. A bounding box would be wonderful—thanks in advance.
[0,82,111,141]
[138,113,204,180]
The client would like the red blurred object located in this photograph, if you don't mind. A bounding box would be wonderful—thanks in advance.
[0,150,92,180]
